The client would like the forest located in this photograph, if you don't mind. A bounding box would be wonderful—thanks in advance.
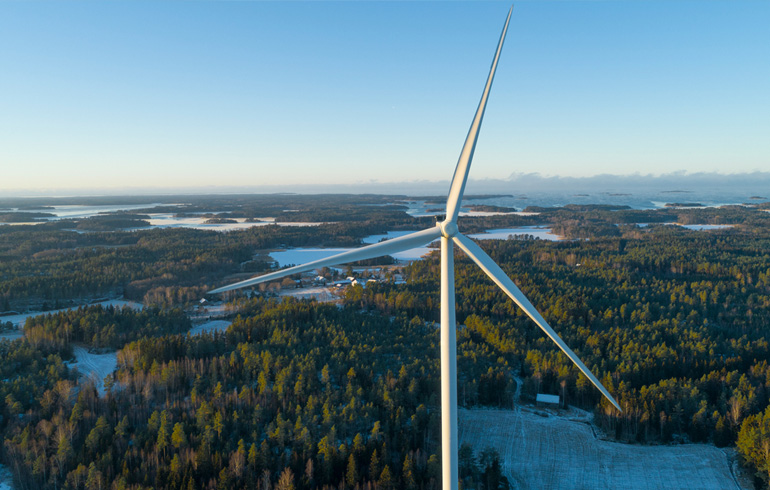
[1,299,513,490]
[1,195,770,488]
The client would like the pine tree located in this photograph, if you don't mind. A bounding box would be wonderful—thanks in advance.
[402,454,416,490]
[172,423,188,449]
[346,454,358,488]
[369,449,380,481]
[157,411,170,457]
[377,465,394,490]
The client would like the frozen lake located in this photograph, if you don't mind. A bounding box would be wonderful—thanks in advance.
[361,230,418,244]
[144,214,325,232]
[469,227,561,241]
[270,227,561,267]
[270,245,438,267]
[0,203,328,231]
[400,200,531,218]
[634,223,734,231]
[0,203,162,221]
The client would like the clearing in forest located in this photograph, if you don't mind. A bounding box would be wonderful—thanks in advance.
[459,408,751,490]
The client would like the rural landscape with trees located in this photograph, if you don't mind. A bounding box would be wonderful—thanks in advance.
[1,195,770,489]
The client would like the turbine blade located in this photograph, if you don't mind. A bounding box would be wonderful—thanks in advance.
[445,6,513,223]
[453,233,621,411]
[208,226,442,294]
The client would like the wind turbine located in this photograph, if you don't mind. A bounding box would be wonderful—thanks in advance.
[209,7,620,490]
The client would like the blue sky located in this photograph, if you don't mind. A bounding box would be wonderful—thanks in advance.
[1,1,768,195]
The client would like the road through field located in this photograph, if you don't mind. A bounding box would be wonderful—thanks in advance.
[459,407,750,490]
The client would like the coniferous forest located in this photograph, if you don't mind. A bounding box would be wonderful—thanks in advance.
[1,195,770,489]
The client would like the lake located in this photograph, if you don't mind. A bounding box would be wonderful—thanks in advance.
[269,227,561,267]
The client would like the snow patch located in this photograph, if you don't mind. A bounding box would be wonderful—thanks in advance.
[189,320,232,336]
[278,287,338,303]
[0,463,13,490]
[70,345,118,396]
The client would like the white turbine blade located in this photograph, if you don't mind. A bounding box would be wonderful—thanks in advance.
[453,233,621,411]
[208,226,442,294]
[445,6,512,223]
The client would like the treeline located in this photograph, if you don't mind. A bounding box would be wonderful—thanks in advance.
[2,298,513,490]
[23,305,190,352]
[0,212,55,223]
[0,217,436,310]
[531,203,770,238]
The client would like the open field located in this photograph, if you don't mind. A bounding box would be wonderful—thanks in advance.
[189,319,232,336]
[459,408,752,490]
[70,345,118,396]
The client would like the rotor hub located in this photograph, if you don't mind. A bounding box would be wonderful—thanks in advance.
[440,220,459,238]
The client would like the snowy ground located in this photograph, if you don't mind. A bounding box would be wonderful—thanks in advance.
[459,407,751,490]
[70,345,118,396]
[0,330,23,341]
[279,286,338,303]
[0,463,13,490]
[194,302,230,318]
[188,320,232,336]
[678,224,734,231]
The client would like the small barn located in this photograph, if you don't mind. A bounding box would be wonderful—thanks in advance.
[536,393,560,408]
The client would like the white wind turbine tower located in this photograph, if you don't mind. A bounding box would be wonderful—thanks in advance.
[209,7,621,490]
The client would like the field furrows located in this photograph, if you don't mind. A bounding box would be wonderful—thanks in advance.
[459,408,749,490]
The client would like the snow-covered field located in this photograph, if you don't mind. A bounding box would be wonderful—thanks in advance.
[279,286,338,303]
[0,330,23,341]
[70,345,118,396]
[678,224,734,231]
[459,408,750,490]
[188,320,232,336]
